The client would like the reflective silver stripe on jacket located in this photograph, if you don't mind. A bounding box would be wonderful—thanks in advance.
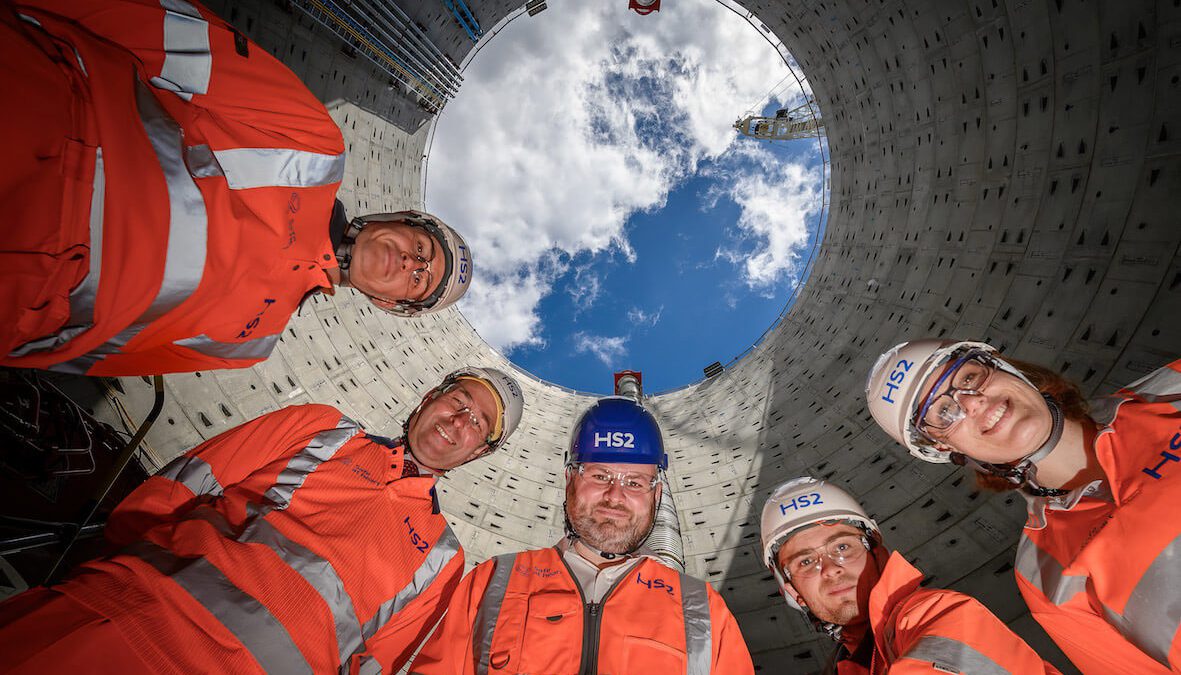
[186,146,346,189]
[361,526,461,641]
[153,0,211,99]
[899,635,1009,675]
[174,333,281,361]
[474,553,517,675]
[127,541,312,674]
[679,573,712,675]
[1100,532,1181,668]
[356,656,382,675]
[157,455,224,497]
[264,418,359,509]
[1014,535,1088,606]
[239,508,363,666]
[70,147,105,327]
[7,148,106,359]
[1125,362,1181,403]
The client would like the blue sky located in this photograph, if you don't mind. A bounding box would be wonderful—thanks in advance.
[426,0,826,394]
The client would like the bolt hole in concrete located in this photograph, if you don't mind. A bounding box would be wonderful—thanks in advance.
[425,0,827,394]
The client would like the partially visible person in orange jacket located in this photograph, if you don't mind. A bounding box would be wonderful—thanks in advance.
[0,367,524,675]
[0,0,474,377]
[409,397,755,675]
[760,477,1059,674]
[867,339,1181,673]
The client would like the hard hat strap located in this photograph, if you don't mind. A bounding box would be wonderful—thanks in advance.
[952,393,1068,495]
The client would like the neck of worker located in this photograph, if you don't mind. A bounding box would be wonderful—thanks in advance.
[1028,417,1103,490]
[573,538,634,569]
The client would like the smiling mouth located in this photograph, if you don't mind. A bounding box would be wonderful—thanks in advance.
[435,424,455,445]
[981,400,1010,434]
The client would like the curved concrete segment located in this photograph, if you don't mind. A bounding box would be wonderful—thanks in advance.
[98,1,1180,671]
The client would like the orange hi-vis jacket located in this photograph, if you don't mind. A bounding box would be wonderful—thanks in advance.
[1,0,345,375]
[409,546,755,675]
[835,552,1059,675]
[1015,358,1181,673]
[19,405,463,674]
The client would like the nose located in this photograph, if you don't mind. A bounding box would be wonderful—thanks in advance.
[820,557,845,580]
[955,389,990,416]
[603,478,628,499]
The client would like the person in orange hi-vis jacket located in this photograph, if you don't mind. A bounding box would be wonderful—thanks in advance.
[867,338,1181,673]
[0,0,474,376]
[409,397,756,675]
[759,477,1059,674]
[0,367,525,675]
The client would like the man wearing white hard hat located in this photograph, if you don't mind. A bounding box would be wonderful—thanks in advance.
[0,0,474,377]
[865,338,1181,673]
[0,367,524,674]
[760,477,1057,674]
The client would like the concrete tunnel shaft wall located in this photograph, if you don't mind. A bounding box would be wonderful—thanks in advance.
[99,0,1181,671]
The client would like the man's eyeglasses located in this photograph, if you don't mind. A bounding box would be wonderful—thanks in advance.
[572,463,659,494]
[440,385,489,440]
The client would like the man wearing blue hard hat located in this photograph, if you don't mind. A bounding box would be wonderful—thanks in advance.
[411,397,755,674]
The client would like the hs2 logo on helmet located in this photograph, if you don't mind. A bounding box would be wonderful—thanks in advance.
[594,432,635,448]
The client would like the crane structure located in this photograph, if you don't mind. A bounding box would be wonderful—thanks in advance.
[734,100,823,141]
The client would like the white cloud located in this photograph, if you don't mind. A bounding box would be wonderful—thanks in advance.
[427,0,803,351]
[707,141,822,292]
[567,265,603,312]
[626,305,663,328]
[573,331,629,366]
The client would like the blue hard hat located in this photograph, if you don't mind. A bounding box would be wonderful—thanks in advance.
[568,397,667,470]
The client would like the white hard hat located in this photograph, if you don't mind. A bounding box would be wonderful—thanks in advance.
[445,366,524,451]
[760,477,879,612]
[865,338,1045,463]
[351,210,473,316]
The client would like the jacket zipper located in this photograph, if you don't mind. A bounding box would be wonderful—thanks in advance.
[581,602,602,675]
[556,547,637,675]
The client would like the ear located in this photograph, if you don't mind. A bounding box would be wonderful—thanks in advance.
[786,583,807,609]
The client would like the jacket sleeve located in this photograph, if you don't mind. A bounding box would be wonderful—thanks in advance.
[348,545,466,675]
[104,404,354,546]
[1016,574,1168,674]
[706,586,756,675]
[18,0,345,155]
[887,589,1060,674]
[1120,358,1181,403]
[408,560,500,675]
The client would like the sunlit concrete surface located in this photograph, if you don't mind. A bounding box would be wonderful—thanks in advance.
[91,1,1181,671]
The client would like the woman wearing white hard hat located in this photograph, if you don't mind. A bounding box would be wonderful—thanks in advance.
[865,339,1181,673]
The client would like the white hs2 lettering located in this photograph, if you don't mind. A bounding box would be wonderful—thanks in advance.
[594,432,634,448]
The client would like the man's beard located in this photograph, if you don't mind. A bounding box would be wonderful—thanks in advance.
[824,598,862,626]
[568,496,655,554]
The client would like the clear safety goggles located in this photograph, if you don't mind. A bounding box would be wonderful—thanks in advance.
[572,463,659,494]
[779,533,870,582]
[438,384,491,442]
[914,352,998,440]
